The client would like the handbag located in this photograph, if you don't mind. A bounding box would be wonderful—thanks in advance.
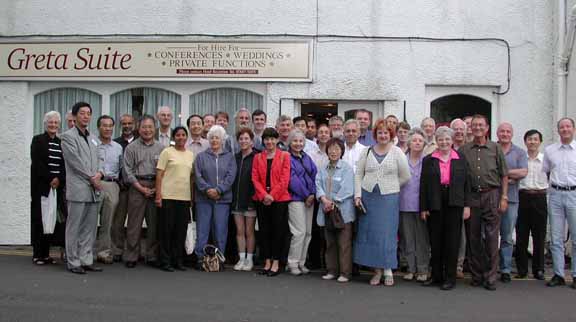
[325,205,345,230]
[202,244,226,272]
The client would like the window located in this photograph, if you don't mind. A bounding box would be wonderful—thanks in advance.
[34,87,102,134]
[110,87,181,135]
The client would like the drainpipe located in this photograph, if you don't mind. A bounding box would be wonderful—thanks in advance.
[557,3,576,122]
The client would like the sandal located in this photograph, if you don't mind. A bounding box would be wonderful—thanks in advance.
[384,275,394,286]
[33,258,46,265]
[369,274,382,286]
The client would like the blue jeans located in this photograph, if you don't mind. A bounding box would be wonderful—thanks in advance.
[499,202,519,274]
[548,189,576,278]
[194,202,230,258]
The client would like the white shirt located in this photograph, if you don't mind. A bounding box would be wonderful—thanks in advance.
[343,141,366,173]
[519,152,549,190]
[303,138,319,156]
[542,140,576,187]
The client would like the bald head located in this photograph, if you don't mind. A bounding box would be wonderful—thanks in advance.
[450,118,467,146]
[497,122,514,144]
[157,106,173,129]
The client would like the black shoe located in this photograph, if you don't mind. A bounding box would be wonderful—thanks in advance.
[160,265,175,272]
[125,261,137,268]
[470,280,483,287]
[534,271,545,280]
[68,266,86,275]
[500,273,511,283]
[146,260,159,268]
[546,275,566,287]
[258,268,270,275]
[267,269,280,277]
[82,265,103,272]
[515,273,528,279]
[422,279,441,287]
[483,281,497,291]
[441,282,455,290]
[173,265,187,271]
[113,255,122,263]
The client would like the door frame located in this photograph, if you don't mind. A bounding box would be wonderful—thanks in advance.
[425,85,499,138]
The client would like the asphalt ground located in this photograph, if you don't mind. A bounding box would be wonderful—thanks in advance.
[0,252,575,322]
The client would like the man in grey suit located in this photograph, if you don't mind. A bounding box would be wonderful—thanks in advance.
[61,102,103,274]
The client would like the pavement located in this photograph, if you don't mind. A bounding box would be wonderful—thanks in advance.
[0,251,575,322]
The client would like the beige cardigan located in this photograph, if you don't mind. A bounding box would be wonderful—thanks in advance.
[354,145,411,198]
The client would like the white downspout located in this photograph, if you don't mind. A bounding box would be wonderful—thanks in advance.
[557,3,576,122]
[557,0,567,124]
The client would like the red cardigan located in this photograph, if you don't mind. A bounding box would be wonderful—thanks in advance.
[252,150,291,202]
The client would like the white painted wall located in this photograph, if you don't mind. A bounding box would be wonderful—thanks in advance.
[0,0,557,243]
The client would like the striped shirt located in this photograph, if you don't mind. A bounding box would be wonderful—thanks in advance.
[47,137,65,176]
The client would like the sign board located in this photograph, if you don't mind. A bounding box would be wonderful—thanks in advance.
[0,40,312,81]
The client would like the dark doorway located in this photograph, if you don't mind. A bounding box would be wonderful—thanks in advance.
[431,94,491,127]
[300,102,338,126]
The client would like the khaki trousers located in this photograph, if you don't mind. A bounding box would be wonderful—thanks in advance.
[96,181,120,257]
[123,181,158,263]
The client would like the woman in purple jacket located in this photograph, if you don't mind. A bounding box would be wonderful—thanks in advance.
[193,125,237,268]
[287,129,318,275]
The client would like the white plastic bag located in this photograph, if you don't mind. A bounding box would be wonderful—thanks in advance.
[40,188,57,234]
[185,208,196,255]
[185,222,197,255]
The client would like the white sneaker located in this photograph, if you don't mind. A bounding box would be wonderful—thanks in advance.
[337,276,350,283]
[233,259,245,271]
[299,265,310,275]
[289,265,302,276]
[242,259,253,271]
[403,273,414,281]
[322,273,336,280]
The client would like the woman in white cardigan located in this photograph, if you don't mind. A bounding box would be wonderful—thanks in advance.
[354,118,411,286]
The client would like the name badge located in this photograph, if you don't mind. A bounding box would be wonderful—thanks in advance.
[333,177,342,182]
[91,139,98,146]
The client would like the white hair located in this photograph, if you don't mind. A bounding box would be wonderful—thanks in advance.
[43,111,61,128]
[207,124,227,140]
[435,126,454,139]
[421,117,436,128]
[287,129,307,149]
[450,118,467,132]
[235,107,251,120]
[343,119,360,129]
[407,127,427,146]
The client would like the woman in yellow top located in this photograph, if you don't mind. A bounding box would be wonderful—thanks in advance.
[155,126,195,272]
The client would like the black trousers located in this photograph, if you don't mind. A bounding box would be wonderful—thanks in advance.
[429,187,463,284]
[515,191,548,275]
[31,191,66,259]
[158,199,190,267]
[257,201,289,261]
[307,200,325,269]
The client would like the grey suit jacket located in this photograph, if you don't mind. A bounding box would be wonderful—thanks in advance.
[61,127,101,202]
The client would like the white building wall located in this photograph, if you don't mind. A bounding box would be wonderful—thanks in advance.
[0,0,557,243]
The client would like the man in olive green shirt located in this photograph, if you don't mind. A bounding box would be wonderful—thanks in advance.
[460,114,509,291]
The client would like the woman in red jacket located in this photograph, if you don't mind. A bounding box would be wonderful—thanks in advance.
[252,127,291,276]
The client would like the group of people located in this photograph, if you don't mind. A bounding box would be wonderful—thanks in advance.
[30,102,576,291]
